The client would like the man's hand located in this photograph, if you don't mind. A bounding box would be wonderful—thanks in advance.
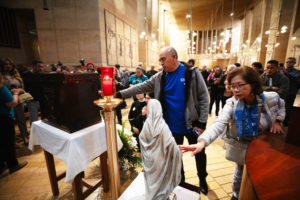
[193,127,204,135]
[179,140,205,156]
[132,127,140,134]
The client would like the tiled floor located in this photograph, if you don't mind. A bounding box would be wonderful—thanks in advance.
[0,98,249,200]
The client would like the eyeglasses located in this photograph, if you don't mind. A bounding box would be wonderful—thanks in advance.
[229,83,248,90]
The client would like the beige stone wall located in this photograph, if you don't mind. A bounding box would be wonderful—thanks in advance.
[137,0,160,71]
[0,0,102,66]
[0,9,38,65]
[98,0,138,71]
[0,0,138,69]
[35,0,102,66]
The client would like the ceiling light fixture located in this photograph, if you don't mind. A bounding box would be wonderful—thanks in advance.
[256,37,261,42]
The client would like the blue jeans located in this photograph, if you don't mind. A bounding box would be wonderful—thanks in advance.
[232,163,244,198]
[14,103,28,139]
[27,100,40,125]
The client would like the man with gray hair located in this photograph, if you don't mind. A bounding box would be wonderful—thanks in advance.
[118,46,210,194]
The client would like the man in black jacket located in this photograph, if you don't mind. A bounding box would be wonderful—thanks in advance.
[22,60,45,125]
[146,65,158,79]
[283,57,300,126]
[261,60,289,99]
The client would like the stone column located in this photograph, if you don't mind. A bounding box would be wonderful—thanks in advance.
[273,0,297,63]
[259,0,273,65]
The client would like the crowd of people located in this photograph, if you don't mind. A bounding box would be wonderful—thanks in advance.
[117,47,300,200]
[0,57,158,175]
[1,46,300,199]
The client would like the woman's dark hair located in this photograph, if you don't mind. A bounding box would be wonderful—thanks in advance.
[252,62,263,69]
[146,92,154,99]
[227,66,263,95]
[234,63,241,67]
[115,64,120,69]
[135,66,144,78]
[188,59,195,66]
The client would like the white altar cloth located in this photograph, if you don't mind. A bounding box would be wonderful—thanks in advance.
[29,121,123,183]
[118,172,200,200]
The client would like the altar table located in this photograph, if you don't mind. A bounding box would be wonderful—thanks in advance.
[29,121,123,199]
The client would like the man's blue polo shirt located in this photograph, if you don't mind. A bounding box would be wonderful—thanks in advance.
[163,63,192,134]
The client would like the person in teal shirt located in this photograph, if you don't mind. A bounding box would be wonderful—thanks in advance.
[128,67,148,100]
[128,66,148,86]
[0,73,28,174]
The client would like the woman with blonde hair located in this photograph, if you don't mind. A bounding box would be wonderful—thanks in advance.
[0,58,29,145]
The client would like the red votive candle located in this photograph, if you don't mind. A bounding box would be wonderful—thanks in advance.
[100,67,114,96]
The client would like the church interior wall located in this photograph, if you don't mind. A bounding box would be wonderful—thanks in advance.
[0,0,139,70]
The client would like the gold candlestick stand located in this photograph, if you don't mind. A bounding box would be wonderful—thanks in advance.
[94,97,122,200]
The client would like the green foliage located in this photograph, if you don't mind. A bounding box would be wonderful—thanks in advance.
[117,120,142,168]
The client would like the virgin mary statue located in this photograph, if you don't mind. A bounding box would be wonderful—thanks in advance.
[139,99,182,200]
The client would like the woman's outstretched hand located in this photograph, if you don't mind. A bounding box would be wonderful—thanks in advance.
[179,140,205,156]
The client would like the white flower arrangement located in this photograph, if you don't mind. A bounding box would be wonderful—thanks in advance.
[116,121,141,168]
